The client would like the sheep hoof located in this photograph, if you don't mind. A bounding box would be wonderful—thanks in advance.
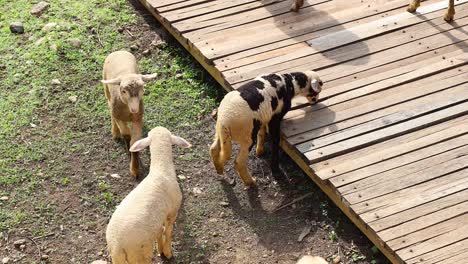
[255,148,265,157]
[290,4,300,12]
[444,12,454,22]
[407,4,418,13]
[244,178,256,188]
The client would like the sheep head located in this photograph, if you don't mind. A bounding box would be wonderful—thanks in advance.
[101,73,157,114]
[303,70,323,104]
[129,127,192,152]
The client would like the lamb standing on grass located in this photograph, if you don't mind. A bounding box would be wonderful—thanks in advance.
[210,71,323,187]
[106,127,191,263]
[102,50,157,178]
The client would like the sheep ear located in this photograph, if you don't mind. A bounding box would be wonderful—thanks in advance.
[101,78,121,85]
[311,79,321,93]
[129,137,152,152]
[171,135,192,148]
[141,73,158,82]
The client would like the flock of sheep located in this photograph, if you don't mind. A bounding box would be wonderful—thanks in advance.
[100,50,325,264]
[98,1,457,263]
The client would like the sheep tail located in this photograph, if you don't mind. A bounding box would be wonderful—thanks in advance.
[211,123,232,175]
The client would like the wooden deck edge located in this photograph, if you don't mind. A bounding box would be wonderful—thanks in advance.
[138,0,233,92]
[280,137,404,264]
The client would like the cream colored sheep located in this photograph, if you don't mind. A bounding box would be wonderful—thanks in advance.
[296,255,328,264]
[102,50,157,179]
[210,71,323,187]
[408,0,455,21]
[106,127,191,263]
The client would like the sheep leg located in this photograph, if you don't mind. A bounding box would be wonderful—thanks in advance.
[210,128,232,175]
[269,116,281,172]
[129,117,143,178]
[162,215,177,259]
[111,116,121,140]
[157,226,164,256]
[234,139,256,187]
[127,243,153,264]
[444,0,455,21]
[256,125,266,157]
[114,119,131,149]
[291,0,304,12]
[407,0,421,12]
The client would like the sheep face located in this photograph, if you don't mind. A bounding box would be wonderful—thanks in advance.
[302,71,323,104]
[119,76,144,114]
[102,73,157,114]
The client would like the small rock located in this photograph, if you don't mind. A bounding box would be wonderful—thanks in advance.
[177,175,186,180]
[219,201,229,207]
[2,257,10,264]
[91,261,107,264]
[0,196,8,201]
[51,79,61,85]
[67,38,81,48]
[30,123,37,128]
[110,173,121,179]
[212,232,218,237]
[333,255,341,264]
[262,254,268,258]
[175,73,183,79]
[97,251,103,256]
[151,39,166,48]
[31,1,50,16]
[10,22,24,34]
[19,244,26,251]
[49,44,58,51]
[68,95,77,103]
[41,254,49,260]
[130,44,138,51]
[117,27,124,33]
[13,239,26,247]
[42,22,57,32]
[192,187,202,195]
[35,37,46,46]
[142,49,151,56]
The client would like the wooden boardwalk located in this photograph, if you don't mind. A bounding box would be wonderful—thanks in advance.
[139,0,468,263]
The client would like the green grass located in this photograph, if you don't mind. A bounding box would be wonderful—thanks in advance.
[0,0,220,233]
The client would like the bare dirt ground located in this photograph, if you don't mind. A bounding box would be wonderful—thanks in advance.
[0,1,390,263]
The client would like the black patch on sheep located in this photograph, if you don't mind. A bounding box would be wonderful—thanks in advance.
[276,84,286,100]
[250,80,265,90]
[237,81,265,111]
[283,73,295,100]
[291,72,308,88]
[262,74,282,88]
[250,119,261,151]
[271,97,278,111]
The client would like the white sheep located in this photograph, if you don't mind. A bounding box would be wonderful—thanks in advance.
[106,127,191,263]
[210,71,323,187]
[296,255,328,264]
[101,50,157,179]
[408,0,455,21]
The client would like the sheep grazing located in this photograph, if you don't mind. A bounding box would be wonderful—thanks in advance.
[210,71,323,187]
[296,255,328,264]
[106,127,191,263]
[102,50,157,178]
[407,0,455,21]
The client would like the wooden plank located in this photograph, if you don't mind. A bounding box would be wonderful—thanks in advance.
[378,199,468,242]
[173,0,328,33]
[278,138,405,264]
[337,138,468,195]
[194,0,426,59]
[186,0,367,41]
[287,66,467,148]
[157,0,214,13]
[370,189,468,232]
[407,238,468,264]
[216,7,468,72]
[354,168,468,219]
[344,148,468,205]
[221,5,468,83]
[304,97,468,163]
[391,214,468,260]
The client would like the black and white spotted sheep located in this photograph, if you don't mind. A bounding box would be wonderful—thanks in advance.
[210,71,323,187]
